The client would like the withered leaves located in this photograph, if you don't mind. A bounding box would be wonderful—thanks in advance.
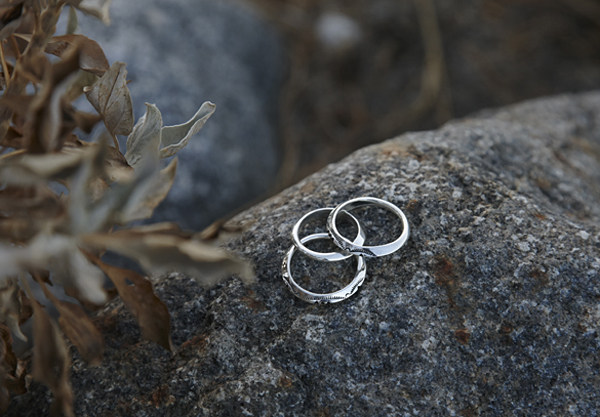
[125,101,216,166]
[0,0,252,413]
[118,157,177,222]
[160,101,215,158]
[0,3,23,42]
[0,278,27,341]
[30,292,74,417]
[35,275,104,365]
[84,61,134,137]
[88,254,172,351]
[46,35,109,76]
[0,324,27,413]
[82,225,254,286]
[14,33,110,76]
[0,146,91,184]
[66,0,112,25]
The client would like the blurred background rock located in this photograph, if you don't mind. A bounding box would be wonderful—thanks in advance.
[77,0,284,231]
[81,0,600,229]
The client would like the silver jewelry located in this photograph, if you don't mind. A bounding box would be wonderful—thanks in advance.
[327,197,409,257]
[282,196,410,303]
[282,233,367,304]
[292,208,365,262]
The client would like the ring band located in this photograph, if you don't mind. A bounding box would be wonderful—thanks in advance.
[282,233,367,304]
[326,197,410,257]
[292,208,366,262]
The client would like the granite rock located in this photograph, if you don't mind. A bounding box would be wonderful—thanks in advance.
[76,0,283,230]
[8,92,600,416]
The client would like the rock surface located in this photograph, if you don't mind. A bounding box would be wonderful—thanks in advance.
[77,0,283,230]
[8,92,600,415]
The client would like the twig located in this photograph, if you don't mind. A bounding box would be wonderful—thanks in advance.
[0,41,11,88]
[0,149,27,159]
[109,132,119,149]
[9,35,21,59]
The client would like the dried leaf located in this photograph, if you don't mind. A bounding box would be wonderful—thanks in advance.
[17,289,33,323]
[0,1,64,138]
[0,4,23,42]
[64,107,102,133]
[36,277,104,365]
[30,289,74,417]
[0,278,27,341]
[26,43,81,152]
[125,101,215,166]
[14,33,109,76]
[159,101,215,158]
[87,254,172,351]
[84,61,134,136]
[0,147,89,184]
[0,126,23,149]
[81,227,254,286]
[68,141,155,233]
[197,219,248,245]
[66,0,112,25]
[118,157,177,222]
[47,35,109,76]
[0,235,107,305]
[0,94,33,118]
[0,326,16,372]
[0,324,15,413]
[66,5,78,35]
[64,69,98,102]
[0,185,62,218]
[63,285,116,312]
[0,324,28,397]
[125,102,162,167]
[103,141,134,183]
[0,216,53,241]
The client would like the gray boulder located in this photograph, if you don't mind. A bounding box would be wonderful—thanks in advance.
[8,91,600,415]
[77,0,283,231]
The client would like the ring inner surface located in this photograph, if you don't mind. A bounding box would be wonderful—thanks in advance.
[291,239,358,293]
[335,204,404,247]
[299,211,360,247]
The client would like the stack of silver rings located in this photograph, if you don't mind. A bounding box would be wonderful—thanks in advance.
[282,197,410,304]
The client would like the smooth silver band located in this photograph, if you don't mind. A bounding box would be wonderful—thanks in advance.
[292,208,365,262]
[282,233,367,304]
[327,197,410,257]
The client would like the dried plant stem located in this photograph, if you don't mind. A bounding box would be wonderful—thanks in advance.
[0,149,26,160]
[9,36,21,60]
[109,132,119,149]
[0,3,65,139]
[0,42,11,88]
[18,272,34,306]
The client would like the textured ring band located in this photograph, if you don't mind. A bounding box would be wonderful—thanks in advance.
[282,233,367,304]
[292,208,366,262]
[327,197,410,257]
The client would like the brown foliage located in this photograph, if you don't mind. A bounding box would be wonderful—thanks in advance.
[0,1,251,413]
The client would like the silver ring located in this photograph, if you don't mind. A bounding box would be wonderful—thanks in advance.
[326,197,410,257]
[282,233,367,304]
[292,208,366,262]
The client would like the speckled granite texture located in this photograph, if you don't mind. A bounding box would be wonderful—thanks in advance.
[8,92,600,416]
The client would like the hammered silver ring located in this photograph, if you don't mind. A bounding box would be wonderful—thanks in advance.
[282,233,367,304]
